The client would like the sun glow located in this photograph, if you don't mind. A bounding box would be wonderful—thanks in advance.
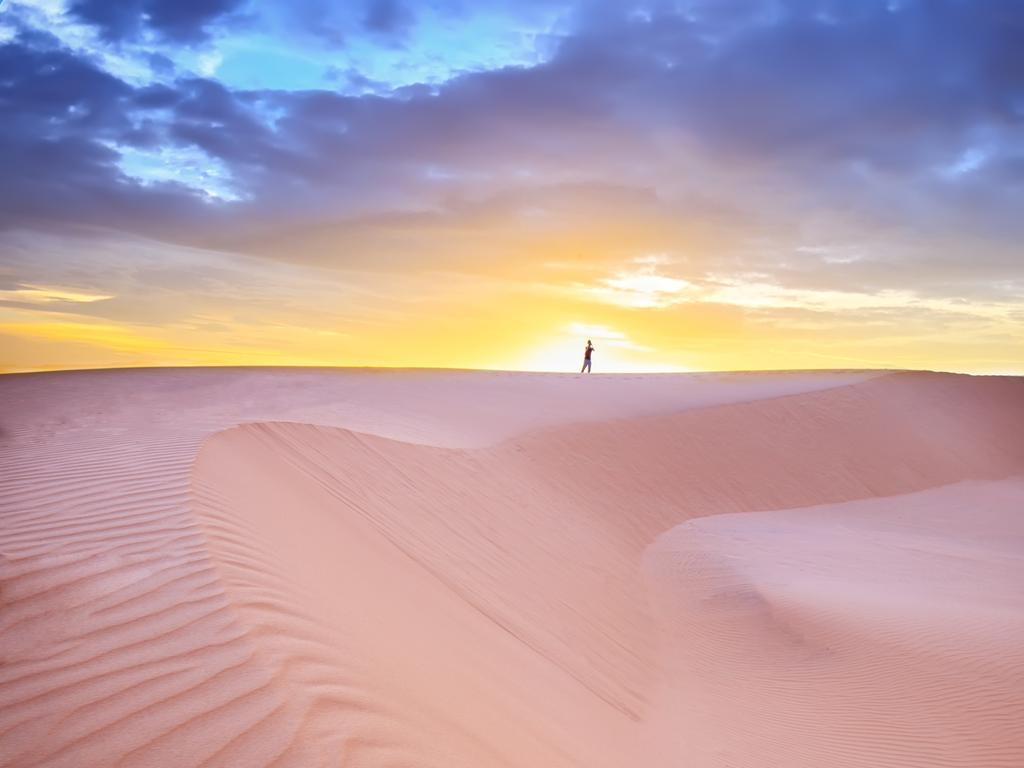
[514,322,689,373]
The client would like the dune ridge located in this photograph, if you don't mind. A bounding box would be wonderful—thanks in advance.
[0,368,875,766]
[2,368,1022,766]
[191,371,1024,767]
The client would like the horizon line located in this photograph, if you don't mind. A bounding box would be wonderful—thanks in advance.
[8,363,1017,378]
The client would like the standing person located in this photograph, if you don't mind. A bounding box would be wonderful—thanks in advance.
[581,339,594,373]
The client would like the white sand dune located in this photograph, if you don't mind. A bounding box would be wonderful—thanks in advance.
[1,368,1022,767]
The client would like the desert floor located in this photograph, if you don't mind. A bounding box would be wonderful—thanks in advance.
[2,368,1022,767]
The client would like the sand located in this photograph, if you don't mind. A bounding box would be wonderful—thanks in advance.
[1,367,1022,767]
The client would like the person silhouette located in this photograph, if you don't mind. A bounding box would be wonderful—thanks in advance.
[581,339,594,373]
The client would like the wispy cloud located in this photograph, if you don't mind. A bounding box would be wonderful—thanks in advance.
[0,284,114,304]
[702,279,1017,322]
[588,257,695,309]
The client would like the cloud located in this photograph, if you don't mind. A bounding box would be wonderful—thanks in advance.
[363,0,415,36]
[0,30,219,236]
[69,0,246,43]
[0,284,114,304]
[587,258,695,308]
[2,0,1023,322]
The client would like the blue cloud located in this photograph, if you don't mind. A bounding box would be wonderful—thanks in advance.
[69,0,245,42]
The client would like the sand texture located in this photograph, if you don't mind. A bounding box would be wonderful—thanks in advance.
[1,368,1022,767]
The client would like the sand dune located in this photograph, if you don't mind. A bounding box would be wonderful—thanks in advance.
[2,368,1022,766]
[645,478,1024,768]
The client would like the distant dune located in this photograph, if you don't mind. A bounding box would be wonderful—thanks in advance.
[2,368,1022,767]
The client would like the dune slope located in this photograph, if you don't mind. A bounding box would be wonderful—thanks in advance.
[0,368,875,767]
[191,371,1024,767]
[645,478,1024,768]
[2,368,1023,767]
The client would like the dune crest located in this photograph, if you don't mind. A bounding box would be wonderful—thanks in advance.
[191,371,1024,767]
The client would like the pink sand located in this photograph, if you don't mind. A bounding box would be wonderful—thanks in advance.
[1,368,1022,767]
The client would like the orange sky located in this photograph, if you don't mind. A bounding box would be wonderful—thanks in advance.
[2,2,1022,376]
[2,230,1021,375]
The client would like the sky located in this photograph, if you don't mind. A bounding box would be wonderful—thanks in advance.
[1,0,1022,374]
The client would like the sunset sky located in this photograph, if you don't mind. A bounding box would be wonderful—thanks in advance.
[1,0,1022,373]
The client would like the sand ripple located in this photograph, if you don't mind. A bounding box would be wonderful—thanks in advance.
[2,369,1022,766]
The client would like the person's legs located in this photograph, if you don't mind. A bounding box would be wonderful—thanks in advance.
[582,358,591,373]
